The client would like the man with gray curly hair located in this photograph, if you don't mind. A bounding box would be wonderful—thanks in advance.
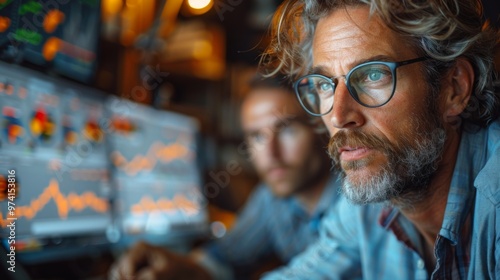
[261,0,500,279]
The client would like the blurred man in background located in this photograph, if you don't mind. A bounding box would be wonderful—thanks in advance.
[110,75,340,280]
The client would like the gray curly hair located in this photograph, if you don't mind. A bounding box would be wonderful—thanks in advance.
[261,0,500,127]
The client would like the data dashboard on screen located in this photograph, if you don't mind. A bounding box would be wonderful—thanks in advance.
[106,98,208,247]
[0,0,101,83]
[0,60,209,263]
[0,61,112,262]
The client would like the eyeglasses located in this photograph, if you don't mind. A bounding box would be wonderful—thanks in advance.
[294,57,428,116]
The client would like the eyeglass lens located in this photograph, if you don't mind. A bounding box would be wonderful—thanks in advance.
[296,63,396,115]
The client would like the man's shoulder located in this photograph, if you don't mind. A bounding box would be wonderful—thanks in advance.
[246,183,294,210]
[321,195,386,236]
[473,119,500,206]
[247,183,275,203]
[474,161,500,207]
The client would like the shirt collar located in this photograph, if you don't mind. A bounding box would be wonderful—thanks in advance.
[290,172,340,219]
[313,172,340,217]
[472,120,500,204]
[439,125,487,244]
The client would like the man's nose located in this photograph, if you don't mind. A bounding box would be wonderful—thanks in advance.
[327,82,365,130]
[265,132,282,159]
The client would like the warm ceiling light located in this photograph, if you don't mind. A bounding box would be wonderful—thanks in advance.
[102,0,123,21]
[187,0,212,10]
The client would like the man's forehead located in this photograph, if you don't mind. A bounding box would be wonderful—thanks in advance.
[241,86,307,128]
[315,6,389,43]
[312,6,409,73]
[243,88,301,114]
[242,114,308,135]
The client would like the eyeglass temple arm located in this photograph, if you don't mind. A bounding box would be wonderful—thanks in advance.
[396,56,429,67]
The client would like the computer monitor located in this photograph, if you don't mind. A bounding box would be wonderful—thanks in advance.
[0,61,112,263]
[106,98,208,247]
[0,60,209,263]
[0,1,101,83]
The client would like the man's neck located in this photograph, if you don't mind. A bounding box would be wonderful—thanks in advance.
[399,179,451,247]
[397,128,462,251]
[295,175,330,215]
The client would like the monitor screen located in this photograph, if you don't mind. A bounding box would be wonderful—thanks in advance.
[0,0,101,83]
[106,98,208,246]
[0,60,208,263]
[0,61,111,262]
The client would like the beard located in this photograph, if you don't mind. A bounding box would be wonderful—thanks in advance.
[327,112,447,207]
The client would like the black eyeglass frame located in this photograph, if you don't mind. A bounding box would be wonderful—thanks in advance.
[294,56,429,116]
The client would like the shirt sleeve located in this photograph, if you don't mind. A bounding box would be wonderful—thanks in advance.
[261,195,364,280]
[202,185,274,275]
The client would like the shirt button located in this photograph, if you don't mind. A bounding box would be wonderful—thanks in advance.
[417,259,425,270]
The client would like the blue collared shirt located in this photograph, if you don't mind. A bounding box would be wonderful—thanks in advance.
[263,119,500,279]
[202,174,340,279]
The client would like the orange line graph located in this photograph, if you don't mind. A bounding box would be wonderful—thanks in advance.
[111,140,192,176]
[0,179,108,227]
[130,194,200,217]
[0,212,9,228]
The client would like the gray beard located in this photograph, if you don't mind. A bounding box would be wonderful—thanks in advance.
[340,127,447,208]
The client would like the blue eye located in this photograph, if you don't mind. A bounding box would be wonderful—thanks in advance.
[317,81,333,92]
[367,71,383,81]
[351,64,392,88]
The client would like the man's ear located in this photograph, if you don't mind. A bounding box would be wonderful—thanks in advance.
[442,57,474,124]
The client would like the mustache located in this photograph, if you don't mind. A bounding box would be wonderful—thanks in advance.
[327,130,395,164]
